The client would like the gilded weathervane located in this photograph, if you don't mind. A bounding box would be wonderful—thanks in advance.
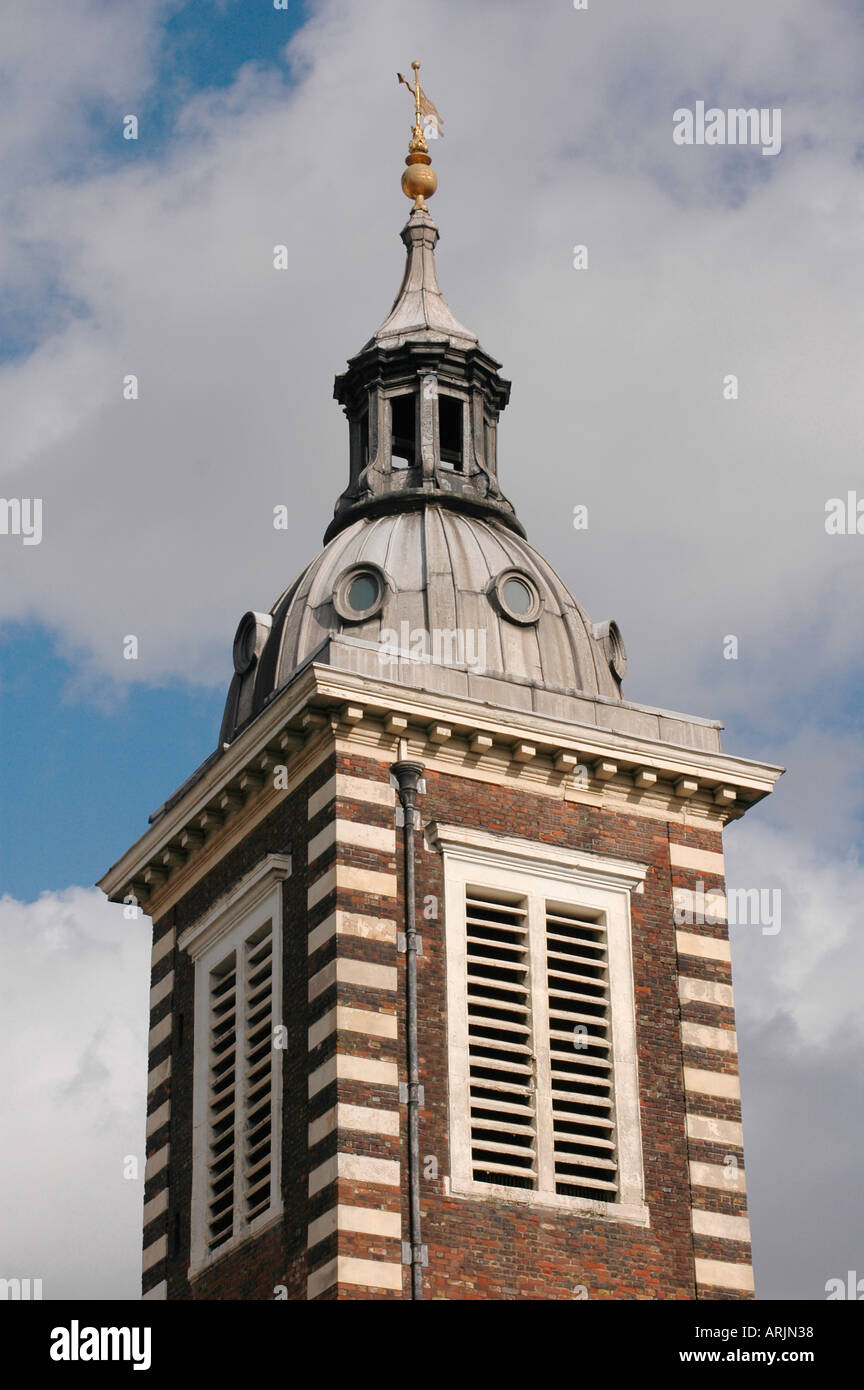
[397,61,442,209]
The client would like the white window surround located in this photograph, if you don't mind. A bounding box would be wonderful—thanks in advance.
[184,854,291,1278]
[426,823,649,1228]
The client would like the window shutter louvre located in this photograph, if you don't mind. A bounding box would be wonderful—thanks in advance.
[207,952,237,1252]
[205,920,275,1255]
[190,867,287,1271]
[465,890,537,1189]
[445,841,644,1219]
[545,904,618,1200]
[243,921,274,1223]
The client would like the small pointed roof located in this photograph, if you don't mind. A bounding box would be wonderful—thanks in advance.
[367,206,477,350]
[330,194,518,544]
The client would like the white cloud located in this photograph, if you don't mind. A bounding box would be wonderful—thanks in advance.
[0,0,168,183]
[0,0,862,729]
[0,889,148,1299]
[728,824,864,1045]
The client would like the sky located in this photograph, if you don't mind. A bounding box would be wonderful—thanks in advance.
[1,0,862,1301]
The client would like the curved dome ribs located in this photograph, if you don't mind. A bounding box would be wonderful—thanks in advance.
[222,509,625,745]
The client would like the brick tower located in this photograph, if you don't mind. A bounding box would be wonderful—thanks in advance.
[100,94,781,1301]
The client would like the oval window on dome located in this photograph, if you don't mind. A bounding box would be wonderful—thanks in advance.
[333,564,387,622]
[491,569,542,625]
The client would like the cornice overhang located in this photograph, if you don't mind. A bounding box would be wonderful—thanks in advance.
[334,340,510,413]
[98,660,326,916]
[98,662,783,921]
[305,664,783,795]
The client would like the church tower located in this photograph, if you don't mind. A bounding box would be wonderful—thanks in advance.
[100,68,781,1301]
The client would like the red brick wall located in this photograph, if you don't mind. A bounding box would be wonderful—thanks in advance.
[145,744,749,1301]
[404,760,700,1300]
[146,756,334,1300]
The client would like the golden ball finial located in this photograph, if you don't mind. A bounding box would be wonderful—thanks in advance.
[402,158,437,209]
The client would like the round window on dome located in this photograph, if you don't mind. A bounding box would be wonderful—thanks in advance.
[347,572,380,613]
[333,564,387,623]
[491,569,542,625]
[502,577,533,615]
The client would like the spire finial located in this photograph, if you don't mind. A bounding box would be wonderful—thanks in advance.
[396,61,440,210]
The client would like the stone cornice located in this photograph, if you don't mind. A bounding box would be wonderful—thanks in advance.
[311,667,781,795]
[98,662,325,914]
[98,662,783,919]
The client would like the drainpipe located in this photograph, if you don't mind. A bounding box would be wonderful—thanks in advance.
[390,758,426,1300]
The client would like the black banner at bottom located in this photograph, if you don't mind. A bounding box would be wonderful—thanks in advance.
[3,1296,856,1376]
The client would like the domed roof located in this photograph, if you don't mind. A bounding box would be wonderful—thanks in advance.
[220,504,625,744]
[221,180,628,747]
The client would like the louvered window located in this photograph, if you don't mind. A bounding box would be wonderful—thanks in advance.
[438,828,645,1223]
[243,923,274,1223]
[204,919,277,1256]
[207,952,237,1251]
[186,856,289,1275]
[465,892,536,1189]
[460,886,620,1203]
[545,904,617,1202]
